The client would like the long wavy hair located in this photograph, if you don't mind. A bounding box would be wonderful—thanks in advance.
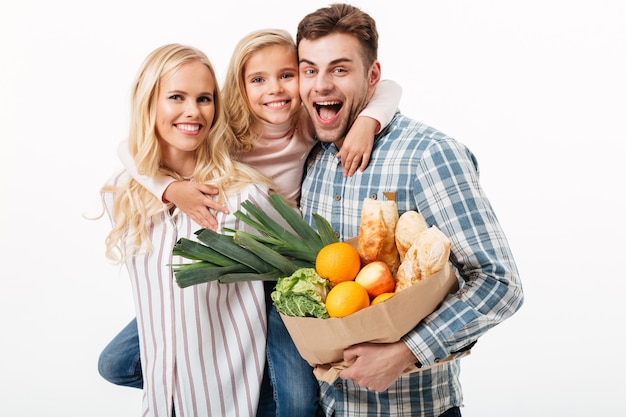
[221,29,304,153]
[102,43,273,263]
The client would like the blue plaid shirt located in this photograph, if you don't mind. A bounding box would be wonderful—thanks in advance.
[300,112,524,417]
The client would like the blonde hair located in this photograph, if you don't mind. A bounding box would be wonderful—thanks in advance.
[102,43,273,263]
[221,29,303,152]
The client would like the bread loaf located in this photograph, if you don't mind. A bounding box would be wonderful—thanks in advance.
[356,198,400,274]
[395,225,451,292]
[395,210,428,261]
[394,243,421,292]
[416,225,451,278]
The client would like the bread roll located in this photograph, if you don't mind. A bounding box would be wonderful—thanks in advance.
[416,225,451,277]
[357,198,400,274]
[395,225,452,292]
[394,243,421,292]
[395,210,428,261]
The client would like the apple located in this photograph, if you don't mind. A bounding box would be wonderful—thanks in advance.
[354,261,395,299]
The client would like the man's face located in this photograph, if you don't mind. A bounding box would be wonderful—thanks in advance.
[298,33,380,148]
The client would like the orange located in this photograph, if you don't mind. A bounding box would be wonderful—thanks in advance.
[325,281,370,318]
[315,242,361,286]
[371,292,395,305]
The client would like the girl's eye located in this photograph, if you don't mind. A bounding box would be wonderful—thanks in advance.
[251,77,264,84]
[281,73,296,80]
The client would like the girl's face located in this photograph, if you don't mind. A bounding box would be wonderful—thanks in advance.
[156,61,216,172]
[243,44,301,126]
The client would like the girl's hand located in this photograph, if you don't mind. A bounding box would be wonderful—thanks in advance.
[337,116,377,177]
[163,181,229,230]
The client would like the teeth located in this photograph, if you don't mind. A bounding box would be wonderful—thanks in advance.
[266,101,288,108]
[316,101,340,106]
[177,124,200,132]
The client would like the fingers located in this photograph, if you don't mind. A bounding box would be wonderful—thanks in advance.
[190,209,217,230]
[202,195,229,214]
[341,158,363,177]
[194,183,220,196]
[338,152,371,177]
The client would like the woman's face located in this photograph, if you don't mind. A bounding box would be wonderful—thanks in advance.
[243,44,301,126]
[156,61,216,168]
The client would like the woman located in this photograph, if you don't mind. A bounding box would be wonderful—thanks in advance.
[101,43,282,417]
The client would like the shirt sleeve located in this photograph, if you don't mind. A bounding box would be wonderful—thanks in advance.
[401,138,524,366]
[117,139,175,202]
[358,79,402,133]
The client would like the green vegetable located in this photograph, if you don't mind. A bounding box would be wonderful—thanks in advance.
[170,194,338,288]
[270,268,331,318]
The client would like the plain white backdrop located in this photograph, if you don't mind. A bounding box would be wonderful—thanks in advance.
[1,0,624,415]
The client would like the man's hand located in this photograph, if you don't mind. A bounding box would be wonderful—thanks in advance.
[163,181,228,230]
[339,341,418,392]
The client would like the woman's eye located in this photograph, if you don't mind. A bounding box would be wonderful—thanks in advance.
[169,94,183,100]
[198,96,213,103]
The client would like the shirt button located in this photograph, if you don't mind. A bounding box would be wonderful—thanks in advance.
[334,195,341,201]
[370,193,377,200]
[336,383,343,389]
[334,231,340,238]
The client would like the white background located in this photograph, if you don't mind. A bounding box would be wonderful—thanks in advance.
[1,0,624,416]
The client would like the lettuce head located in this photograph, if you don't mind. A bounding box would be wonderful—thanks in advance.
[271,268,331,318]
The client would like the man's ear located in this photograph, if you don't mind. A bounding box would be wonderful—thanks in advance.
[368,60,382,86]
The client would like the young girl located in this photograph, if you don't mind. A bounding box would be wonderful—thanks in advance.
[111,30,401,416]
[100,43,288,417]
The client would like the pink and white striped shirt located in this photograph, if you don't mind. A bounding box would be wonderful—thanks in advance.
[103,172,278,417]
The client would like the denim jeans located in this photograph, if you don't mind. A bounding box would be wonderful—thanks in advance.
[97,319,143,389]
[261,303,320,416]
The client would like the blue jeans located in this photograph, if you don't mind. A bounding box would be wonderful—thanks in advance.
[97,319,143,389]
[261,281,320,416]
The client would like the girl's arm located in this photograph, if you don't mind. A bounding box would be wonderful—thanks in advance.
[338,79,402,176]
[117,140,226,230]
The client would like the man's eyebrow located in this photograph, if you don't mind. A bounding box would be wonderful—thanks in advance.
[299,57,353,66]
[299,58,315,66]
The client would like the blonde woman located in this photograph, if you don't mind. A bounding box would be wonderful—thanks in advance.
[100,43,284,417]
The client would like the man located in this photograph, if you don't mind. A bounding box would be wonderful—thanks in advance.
[296,4,524,417]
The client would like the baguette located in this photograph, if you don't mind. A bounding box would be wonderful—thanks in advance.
[356,198,400,274]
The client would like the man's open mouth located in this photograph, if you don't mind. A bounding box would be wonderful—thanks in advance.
[315,101,342,121]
